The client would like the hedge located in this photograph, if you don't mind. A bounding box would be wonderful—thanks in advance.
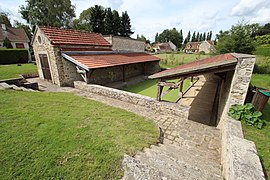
[0,49,29,65]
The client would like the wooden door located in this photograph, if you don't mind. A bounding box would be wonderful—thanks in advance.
[39,54,52,81]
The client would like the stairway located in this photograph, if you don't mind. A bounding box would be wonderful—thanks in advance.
[123,142,222,180]
[0,82,38,92]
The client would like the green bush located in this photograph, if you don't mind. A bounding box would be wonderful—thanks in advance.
[0,49,29,64]
[229,103,265,129]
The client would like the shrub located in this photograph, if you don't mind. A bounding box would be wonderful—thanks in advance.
[0,49,29,64]
[199,51,206,55]
[229,103,265,129]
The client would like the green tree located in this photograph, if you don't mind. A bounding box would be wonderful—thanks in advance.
[202,32,206,41]
[157,28,182,48]
[191,32,196,42]
[90,5,106,34]
[104,8,114,34]
[179,29,183,46]
[112,10,121,35]
[120,11,133,37]
[73,8,92,31]
[196,32,200,42]
[19,0,75,28]
[0,12,12,27]
[137,34,150,43]
[216,22,255,54]
[199,33,203,41]
[256,34,270,45]
[155,32,159,43]
[184,31,191,44]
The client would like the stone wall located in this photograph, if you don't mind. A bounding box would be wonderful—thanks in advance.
[61,58,84,87]
[104,35,145,52]
[217,54,265,179]
[74,81,190,118]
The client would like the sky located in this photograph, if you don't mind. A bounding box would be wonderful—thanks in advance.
[0,0,270,41]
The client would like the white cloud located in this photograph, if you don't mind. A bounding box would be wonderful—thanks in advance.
[231,0,269,16]
[250,7,270,24]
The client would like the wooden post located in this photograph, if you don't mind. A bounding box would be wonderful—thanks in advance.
[190,76,194,86]
[143,63,147,76]
[122,65,126,82]
[179,80,183,98]
[157,79,164,101]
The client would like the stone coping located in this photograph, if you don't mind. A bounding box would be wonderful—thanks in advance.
[74,81,190,118]
[221,115,265,180]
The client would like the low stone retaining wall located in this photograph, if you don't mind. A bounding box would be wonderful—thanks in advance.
[74,81,190,118]
[221,115,265,180]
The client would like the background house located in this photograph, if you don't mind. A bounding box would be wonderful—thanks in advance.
[32,26,160,87]
[184,41,214,54]
[0,24,29,49]
[152,41,177,52]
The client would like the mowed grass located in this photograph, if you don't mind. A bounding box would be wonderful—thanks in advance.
[155,53,211,68]
[0,63,37,80]
[123,79,191,102]
[242,73,270,178]
[0,90,159,179]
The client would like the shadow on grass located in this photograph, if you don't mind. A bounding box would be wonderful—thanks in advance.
[123,79,157,94]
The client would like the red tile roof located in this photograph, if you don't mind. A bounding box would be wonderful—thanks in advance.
[149,53,237,79]
[63,53,160,69]
[0,26,29,42]
[40,26,111,46]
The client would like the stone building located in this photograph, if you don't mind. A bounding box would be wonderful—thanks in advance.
[184,40,214,54]
[32,26,160,87]
[103,35,145,52]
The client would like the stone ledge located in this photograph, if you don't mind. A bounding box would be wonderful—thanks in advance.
[74,81,190,118]
[222,116,265,180]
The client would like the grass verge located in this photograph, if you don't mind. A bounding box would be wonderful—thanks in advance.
[0,90,159,179]
[0,64,37,80]
[123,79,191,102]
[242,73,270,178]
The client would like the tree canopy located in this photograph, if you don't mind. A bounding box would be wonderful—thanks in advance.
[0,12,12,27]
[73,6,133,37]
[215,22,255,54]
[156,28,183,48]
[19,0,76,28]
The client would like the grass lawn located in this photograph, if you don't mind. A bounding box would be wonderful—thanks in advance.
[155,52,211,68]
[0,90,159,179]
[242,73,270,178]
[0,63,37,80]
[123,79,191,102]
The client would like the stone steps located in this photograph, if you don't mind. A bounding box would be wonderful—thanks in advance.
[124,143,222,180]
[0,82,39,92]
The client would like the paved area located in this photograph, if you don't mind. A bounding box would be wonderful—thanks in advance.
[26,78,222,179]
[178,75,219,126]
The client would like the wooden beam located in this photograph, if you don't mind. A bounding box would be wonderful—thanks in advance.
[161,87,173,98]
[190,76,194,86]
[179,80,183,98]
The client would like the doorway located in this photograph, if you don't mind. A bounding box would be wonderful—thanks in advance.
[39,54,52,81]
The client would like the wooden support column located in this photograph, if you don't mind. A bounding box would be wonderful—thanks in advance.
[157,79,164,101]
[122,65,126,82]
[143,63,147,76]
[179,80,183,98]
[190,76,194,86]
